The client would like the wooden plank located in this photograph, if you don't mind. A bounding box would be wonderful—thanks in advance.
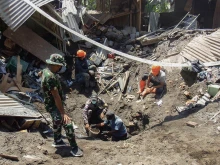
[3,26,64,62]
[0,73,15,93]
[20,118,41,129]
[184,0,193,12]
[16,56,22,84]
[121,71,130,93]
[0,154,19,161]
[13,78,36,93]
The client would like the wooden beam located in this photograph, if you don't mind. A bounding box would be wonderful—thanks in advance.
[31,18,63,41]
[0,154,19,161]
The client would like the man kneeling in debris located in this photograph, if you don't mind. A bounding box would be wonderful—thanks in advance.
[75,49,96,88]
[137,65,166,97]
[41,54,83,157]
[93,111,127,141]
[83,94,108,133]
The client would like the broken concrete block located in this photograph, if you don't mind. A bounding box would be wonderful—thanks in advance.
[186,121,198,128]
[129,122,135,127]
[130,33,136,39]
[112,27,122,35]
[191,95,199,102]
[202,96,210,102]
[121,29,129,36]
[131,27,136,34]
[105,31,118,39]
[124,26,132,34]
[135,44,141,50]
[198,88,204,95]
[204,93,211,99]
[85,41,93,48]
[142,51,147,55]
[108,41,114,47]
[126,45,134,51]
[196,98,206,107]
[184,91,191,97]
[127,51,135,55]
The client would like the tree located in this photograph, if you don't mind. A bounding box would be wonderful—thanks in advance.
[146,0,170,13]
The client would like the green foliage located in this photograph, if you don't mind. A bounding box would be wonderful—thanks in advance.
[87,0,96,10]
[146,0,170,13]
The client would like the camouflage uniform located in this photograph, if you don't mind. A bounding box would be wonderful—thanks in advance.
[41,68,77,147]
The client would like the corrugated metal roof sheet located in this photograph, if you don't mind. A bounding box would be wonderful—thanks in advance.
[0,92,41,118]
[0,0,54,31]
[180,29,220,63]
[62,0,83,42]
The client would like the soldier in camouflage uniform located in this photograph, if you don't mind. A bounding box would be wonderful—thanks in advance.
[41,54,83,157]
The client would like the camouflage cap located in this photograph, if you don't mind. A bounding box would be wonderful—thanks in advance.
[46,54,66,66]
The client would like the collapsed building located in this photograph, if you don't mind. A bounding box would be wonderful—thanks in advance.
[0,0,220,135]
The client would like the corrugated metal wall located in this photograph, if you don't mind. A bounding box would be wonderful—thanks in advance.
[180,29,220,62]
[0,0,54,31]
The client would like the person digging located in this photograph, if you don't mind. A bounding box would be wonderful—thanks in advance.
[83,93,108,135]
[137,65,166,98]
[41,54,83,157]
[92,111,127,141]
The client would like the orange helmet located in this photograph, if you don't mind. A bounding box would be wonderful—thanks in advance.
[77,50,86,58]
[151,65,161,76]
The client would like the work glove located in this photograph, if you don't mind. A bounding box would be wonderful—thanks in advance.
[90,124,97,128]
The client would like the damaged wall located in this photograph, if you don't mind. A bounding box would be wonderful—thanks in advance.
[192,0,216,28]
[173,0,217,29]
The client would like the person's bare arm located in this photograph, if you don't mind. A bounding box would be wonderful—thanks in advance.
[51,89,71,124]
[146,75,151,87]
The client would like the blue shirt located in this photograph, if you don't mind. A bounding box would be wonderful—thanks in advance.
[104,115,127,137]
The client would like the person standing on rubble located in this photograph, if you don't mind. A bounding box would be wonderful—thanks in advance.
[137,65,166,97]
[75,50,96,89]
[41,54,83,157]
[93,111,127,141]
[83,93,108,133]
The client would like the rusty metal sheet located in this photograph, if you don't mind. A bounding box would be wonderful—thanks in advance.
[3,26,64,62]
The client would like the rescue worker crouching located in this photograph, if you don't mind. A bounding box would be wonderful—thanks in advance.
[83,94,108,132]
[75,50,97,88]
[92,111,128,141]
[137,65,166,97]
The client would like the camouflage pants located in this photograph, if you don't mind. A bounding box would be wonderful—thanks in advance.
[50,110,77,148]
